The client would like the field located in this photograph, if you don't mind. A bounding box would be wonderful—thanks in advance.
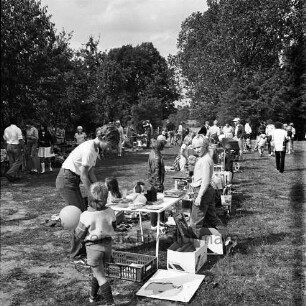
[0,142,305,306]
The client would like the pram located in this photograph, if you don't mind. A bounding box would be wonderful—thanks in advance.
[220,138,241,172]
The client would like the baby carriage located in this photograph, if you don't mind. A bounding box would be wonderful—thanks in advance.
[220,138,241,172]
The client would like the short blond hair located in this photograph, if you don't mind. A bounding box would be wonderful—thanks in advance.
[89,182,108,210]
[192,135,210,150]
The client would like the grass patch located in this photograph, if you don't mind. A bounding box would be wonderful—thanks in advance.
[1,143,305,306]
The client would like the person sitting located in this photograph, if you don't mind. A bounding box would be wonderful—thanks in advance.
[105,177,122,204]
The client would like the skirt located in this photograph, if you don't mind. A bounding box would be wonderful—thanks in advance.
[38,147,54,158]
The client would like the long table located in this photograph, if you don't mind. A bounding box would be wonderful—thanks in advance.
[108,197,180,266]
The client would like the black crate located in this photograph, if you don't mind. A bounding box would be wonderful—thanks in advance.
[104,251,157,282]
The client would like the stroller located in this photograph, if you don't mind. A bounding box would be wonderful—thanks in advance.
[220,138,241,172]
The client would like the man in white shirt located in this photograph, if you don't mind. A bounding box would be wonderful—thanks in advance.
[56,124,119,262]
[3,119,24,182]
[272,122,288,173]
[244,119,252,151]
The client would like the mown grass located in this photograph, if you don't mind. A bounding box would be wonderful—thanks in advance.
[1,142,305,306]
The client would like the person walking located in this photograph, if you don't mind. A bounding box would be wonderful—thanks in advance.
[272,122,289,173]
[56,125,119,263]
[3,118,24,182]
[25,121,39,173]
[38,125,54,173]
[265,120,275,156]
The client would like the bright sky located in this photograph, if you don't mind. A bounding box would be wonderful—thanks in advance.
[40,0,207,57]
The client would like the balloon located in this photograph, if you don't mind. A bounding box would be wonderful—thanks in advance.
[59,205,82,230]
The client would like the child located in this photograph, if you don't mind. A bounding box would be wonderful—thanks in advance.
[74,182,116,305]
[105,177,122,204]
[257,133,267,156]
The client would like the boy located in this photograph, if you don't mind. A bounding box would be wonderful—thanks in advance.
[75,182,116,305]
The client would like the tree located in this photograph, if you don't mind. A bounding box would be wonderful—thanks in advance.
[1,0,73,129]
[175,0,304,129]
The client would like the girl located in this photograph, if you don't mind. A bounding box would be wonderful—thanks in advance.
[38,125,54,173]
[256,133,267,156]
[190,135,224,237]
[75,182,116,305]
[105,177,122,203]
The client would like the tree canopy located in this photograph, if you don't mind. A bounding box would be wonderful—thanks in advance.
[1,0,179,134]
[175,0,305,137]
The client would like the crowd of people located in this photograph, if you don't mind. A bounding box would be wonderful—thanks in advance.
[1,115,298,304]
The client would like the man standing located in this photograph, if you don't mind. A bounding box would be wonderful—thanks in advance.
[289,123,296,153]
[115,120,124,157]
[56,125,119,263]
[25,121,39,173]
[244,119,252,151]
[3,119,24,182]
[233,118,244,158]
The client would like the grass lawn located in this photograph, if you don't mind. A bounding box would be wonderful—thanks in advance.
[0,142,305,306]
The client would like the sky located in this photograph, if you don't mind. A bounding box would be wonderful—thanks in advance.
[40,0,207,57]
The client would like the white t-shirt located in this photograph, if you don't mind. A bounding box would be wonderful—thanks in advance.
[62,140,99,175]
[272,129,287,151]
[265,124,275,136]
[3,124,23,145]
[79,207,116,241]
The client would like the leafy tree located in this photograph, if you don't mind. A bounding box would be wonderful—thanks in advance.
[175,0,304,132]
[1,0,73,129]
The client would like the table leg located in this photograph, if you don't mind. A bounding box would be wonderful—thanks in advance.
[156,212,161,266]
[138,212,144,243]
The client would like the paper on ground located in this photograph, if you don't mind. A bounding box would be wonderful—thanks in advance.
[136,269,205,303]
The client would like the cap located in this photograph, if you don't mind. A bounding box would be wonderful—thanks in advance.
[233,118,240,122]
[77,126,83,130]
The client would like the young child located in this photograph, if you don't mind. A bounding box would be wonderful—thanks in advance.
[74,182,116,305]
[105,177,122,204]
[257,133,267,156]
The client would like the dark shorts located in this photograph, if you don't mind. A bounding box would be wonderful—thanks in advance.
[85,238,112,267]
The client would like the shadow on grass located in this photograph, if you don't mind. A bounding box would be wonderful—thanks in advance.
[289,178,305,305]
[235,232,290,255]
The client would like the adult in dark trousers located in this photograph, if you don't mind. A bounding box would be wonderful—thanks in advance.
[272,122,289,173]
[25,121,39,173]
[56,125,119,264]
[265,120,275,156]
[3,118,24,182]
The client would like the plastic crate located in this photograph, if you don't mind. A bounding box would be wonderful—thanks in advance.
[105,251,157,282]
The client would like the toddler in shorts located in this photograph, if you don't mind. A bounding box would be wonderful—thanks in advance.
[75,182,116,305]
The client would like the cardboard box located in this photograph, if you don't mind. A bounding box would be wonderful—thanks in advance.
[167,237,207,274]
[199,227,223,255]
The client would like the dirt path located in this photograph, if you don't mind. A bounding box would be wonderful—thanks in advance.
[1,142,305,306]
